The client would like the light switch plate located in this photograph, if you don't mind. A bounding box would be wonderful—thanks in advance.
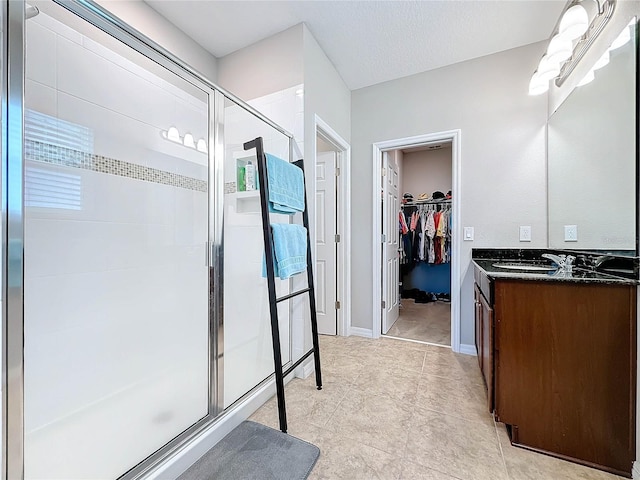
[564,225,578,242]
[464,227,474,241]
[519,226,532,242]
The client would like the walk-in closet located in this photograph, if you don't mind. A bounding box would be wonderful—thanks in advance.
[383,143,453,346]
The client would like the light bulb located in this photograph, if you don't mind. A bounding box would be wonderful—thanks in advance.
[547,34,573,64]
[166,126,180,143]
[529,73,549,96]
[183,133,195,148]
[610,26,631,50]
[537,55,561,82]
[592,50,609,70]
[197,139,208,153]
[559,4,589,41]
[577,69,595,86]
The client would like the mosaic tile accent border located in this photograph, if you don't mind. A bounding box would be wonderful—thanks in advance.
[225,182,237,194]
[25,140,208,193]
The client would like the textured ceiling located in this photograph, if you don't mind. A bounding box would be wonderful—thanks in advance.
[145,0,565,90]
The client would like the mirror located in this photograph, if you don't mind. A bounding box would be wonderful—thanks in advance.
[547,19,637,255]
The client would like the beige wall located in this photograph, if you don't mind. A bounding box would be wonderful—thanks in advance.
[351,41,549,344]
[400,147,452,201]
[217,25,304,101]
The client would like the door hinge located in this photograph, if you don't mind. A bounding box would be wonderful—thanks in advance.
[335,167,340,176]
[381,234,386,243]
[381,300,386,309]
[381,167,386,177]
[335,300,341,310]
[335,234,341,243]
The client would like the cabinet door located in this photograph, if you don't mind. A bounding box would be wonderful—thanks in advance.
[474,286,483,373]
[479,292,494,413]
[494,280,635,475]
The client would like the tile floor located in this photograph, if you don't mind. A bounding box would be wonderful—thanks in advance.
[250,335,627,480]
[386,301,451,346]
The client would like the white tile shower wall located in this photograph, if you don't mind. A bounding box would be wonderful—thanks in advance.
[29,15,209,169]
[224,85,304,187]
[24,12,210,479]
[247,84,305,156]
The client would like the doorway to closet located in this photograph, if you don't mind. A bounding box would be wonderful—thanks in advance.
[371,129,463,352]
[381,141,453,347]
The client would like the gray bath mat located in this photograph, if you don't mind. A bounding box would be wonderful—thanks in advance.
[177,421,320,480]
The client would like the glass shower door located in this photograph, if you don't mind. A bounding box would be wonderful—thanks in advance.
[23,4,210,478]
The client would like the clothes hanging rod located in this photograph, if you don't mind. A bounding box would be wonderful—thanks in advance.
[403,199,452,206]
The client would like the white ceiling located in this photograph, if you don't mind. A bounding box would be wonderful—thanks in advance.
[145,0,566,90]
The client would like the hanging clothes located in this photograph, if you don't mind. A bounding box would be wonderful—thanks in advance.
[399,201,452,267]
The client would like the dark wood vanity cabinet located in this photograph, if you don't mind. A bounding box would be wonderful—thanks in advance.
[474,285,494,413]
[484,279,637,477]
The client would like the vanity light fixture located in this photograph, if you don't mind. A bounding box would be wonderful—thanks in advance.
[558,4,589,40]
[577,69,595,86]
[529,0,616,95]
[575,18,634,88]
[547,35,574,64]
[196,139,208,154]
[162,126,181,143]
[160,127,208,154]
[592,49,609,70]
[610,24,631,49]
[182,132,195,149]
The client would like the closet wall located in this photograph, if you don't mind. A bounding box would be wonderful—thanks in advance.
[402,147,452,198]
[399,146,452,295]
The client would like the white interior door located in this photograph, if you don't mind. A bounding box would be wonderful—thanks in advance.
[382,152,400,334]
[316,151,338,335]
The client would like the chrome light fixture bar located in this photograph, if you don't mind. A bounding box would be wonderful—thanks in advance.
[529,0,616,95]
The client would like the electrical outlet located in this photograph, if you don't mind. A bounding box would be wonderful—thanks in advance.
[519,226,532,242]
[564,225,578,242]
[464,227,474,241]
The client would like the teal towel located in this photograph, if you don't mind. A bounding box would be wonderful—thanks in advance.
[266,153,305,214]
[262,224,308,280]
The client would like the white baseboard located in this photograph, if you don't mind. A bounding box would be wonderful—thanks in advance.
[299,357,315,379]
[633,461,640,478]
[349,326,374,338]
[459,343,478,356]
[147,379,277,479]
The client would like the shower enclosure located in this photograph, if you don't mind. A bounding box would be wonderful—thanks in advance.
[1,1,299,478]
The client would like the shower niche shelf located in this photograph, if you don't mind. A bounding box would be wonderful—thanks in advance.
[229,190,260,214]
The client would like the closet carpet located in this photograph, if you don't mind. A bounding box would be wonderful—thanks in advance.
[250,335,625,480]
[386,301,451,346]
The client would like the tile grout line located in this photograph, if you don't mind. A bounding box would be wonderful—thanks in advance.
[492,419,511,480]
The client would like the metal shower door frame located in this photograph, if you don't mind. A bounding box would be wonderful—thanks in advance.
[1,0,293,478]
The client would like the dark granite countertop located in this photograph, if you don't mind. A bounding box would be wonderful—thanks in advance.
[472,249,638,285]
[472,259,637,285]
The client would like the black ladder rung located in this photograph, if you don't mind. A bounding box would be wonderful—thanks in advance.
[283,348,315,378]
[276,288,311,303]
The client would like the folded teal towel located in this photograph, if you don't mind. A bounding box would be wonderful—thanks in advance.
[266,153,305,214]
[262,224,308,280]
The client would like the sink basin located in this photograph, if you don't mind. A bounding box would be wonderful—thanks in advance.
[492,263,556,272]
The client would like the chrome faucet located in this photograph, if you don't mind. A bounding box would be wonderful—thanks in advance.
[593,255,615,268]
[542,253,575,272]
